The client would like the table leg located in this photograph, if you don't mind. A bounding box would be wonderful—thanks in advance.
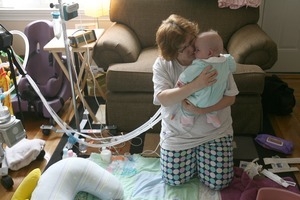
[52,52,100,123]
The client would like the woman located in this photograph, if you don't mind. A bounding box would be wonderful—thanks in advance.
[152,14,239,190]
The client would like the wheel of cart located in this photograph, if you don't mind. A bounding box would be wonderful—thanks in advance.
[1,175,13,190]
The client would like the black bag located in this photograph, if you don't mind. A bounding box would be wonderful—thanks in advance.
[262,75,296,115]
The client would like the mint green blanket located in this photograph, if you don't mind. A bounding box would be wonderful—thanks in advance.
[75,153,220,200]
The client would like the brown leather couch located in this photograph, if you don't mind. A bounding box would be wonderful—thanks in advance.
[92,0,277,135]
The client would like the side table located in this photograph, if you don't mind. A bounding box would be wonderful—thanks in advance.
[44,29,105,123]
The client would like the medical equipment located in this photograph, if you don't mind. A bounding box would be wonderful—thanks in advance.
[0,106,26,189]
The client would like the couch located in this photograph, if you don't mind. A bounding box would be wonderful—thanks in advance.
[92,0,277,135]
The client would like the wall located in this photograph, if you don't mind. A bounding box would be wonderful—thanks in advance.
[260,0,300,73]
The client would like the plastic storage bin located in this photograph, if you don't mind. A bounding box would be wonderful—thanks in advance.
[256,187,300,200]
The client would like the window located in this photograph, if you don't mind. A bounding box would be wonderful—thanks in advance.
[0,0,77,9]
[0,0,109,21]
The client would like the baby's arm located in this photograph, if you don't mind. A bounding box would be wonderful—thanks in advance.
[178,60,207,85]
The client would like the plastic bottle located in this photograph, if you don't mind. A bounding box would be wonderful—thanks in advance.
[100,147,112,163]
[62,148,68,159]
[78,138,87,153]
[51,11,61,39]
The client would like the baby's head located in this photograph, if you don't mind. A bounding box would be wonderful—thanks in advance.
[194,30,223,59]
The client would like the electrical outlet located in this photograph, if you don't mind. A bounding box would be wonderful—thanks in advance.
[90,65,104,74]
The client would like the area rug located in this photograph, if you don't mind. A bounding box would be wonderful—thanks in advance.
[72,153,300,200]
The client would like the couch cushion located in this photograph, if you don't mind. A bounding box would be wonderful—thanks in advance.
[107,48,265,95]
[110,0,259,48]
[107,47,158,92]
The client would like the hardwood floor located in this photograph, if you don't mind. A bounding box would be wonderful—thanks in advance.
[0,100,72,199]
[267,73,300,184]
[0,73,300,199]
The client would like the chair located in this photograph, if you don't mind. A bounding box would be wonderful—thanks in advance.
[11,20,71,122]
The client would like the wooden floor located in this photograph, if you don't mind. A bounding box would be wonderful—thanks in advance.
[0,100,72,199]
[0,73,300,199]
[267,73,300,184]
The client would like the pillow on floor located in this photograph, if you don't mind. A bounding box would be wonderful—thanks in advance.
[11,168,41,200]
[31,157,124,200]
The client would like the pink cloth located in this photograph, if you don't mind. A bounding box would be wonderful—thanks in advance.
[218,0,261,9]
[221,167,300,200]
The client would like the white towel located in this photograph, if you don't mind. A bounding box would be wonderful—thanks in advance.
[218,0,261,9]
[5,138,45,171]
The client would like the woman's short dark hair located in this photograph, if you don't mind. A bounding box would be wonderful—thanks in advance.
[156,14,199,61]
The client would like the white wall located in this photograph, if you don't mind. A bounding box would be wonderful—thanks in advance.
[260,0,300,73]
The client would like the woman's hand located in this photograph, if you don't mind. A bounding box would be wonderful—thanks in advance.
[190,65,217,92]
[157,66,217,107]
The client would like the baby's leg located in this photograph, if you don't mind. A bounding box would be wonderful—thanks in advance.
[180,106,195,126]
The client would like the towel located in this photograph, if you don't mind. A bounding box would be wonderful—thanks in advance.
[221,167,300,200]
[218,0,261,9]
[5,138,45,171]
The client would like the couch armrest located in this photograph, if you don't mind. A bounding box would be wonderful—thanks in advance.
[227,24,277,71]
[233,64,265,94]
[92,23,142,71]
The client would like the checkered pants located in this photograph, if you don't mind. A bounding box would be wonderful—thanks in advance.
[160,135,234,190]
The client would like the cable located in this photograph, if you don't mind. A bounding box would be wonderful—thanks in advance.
[140,131,177,158]
[2,30,30,97]
[9,30,29,68]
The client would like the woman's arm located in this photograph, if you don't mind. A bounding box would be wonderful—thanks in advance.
[157,66,217,107]
[183,95,236,115]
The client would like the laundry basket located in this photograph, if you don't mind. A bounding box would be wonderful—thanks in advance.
[256,187,300,200]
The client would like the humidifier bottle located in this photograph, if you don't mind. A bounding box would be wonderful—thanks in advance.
[51,11,61,39]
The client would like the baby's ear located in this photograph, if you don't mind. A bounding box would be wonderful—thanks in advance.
[208,49,214,57]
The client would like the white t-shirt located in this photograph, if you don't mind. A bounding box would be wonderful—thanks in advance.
[152,56,239,151]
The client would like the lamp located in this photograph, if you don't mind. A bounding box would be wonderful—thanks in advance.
[84,0,110,28]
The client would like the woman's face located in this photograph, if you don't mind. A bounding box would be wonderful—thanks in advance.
[176,35,196,66]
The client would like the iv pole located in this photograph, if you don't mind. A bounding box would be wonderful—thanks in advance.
[51,0,80,133]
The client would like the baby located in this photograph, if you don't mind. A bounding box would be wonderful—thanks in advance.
[176,30,236,127]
